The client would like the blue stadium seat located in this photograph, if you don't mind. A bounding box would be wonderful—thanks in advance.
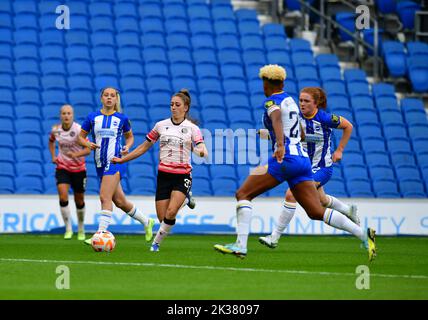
[361,137,386,153]
[390,151,416,167]
[223,79,247,94]
[238,20,261,36]
[0,160,15,179]
[284,79,298,96]
[387,137,412,153]
[14,13,38,31]
[216,35,240,52]
[119,62,144,77]
[40,60,66,76]
[123,92,148,108]
[289,38,312,53]
[324,180,348,197]
[0,176,14,193]
[163,3,187,21]
[407,41,428,57]
[211,178,237,196]
[214,20,238,36]
[380,110,404,125]
[145,76,171,94]
[16,162,44,178]
[41,75,67,91]
[263,23,287,38]
[354,110,379,126]
[373,179,401,198]
[193,48,218,65]
[168,48,192,65]
[412,138,428,156]
[225,93,250,110]
[407,56,428,93]
[116,32,140,48]
[211,3,235,21]
[200,93,224,109]
[395,164,421,180]
[129,177,156,195]
[369,164,395,181]
[298,80,321,91]
[346,178,373,197]
[14,59,40,75]
[165,18,189,36]
[16,89,41,105]
[295,66,318,81]
[404,110,428,126]
[408,124,428,140]
[350,96,374,112]
[372,83,396,99]
[198,79,223,94]
[319,66,342,82]
[170,62,195,79]
[383,123,407,140]
[191,177,212,196]
[127,163,155,179]
[0,58,13,75]
[190,19,214,36]
[14,29,38,45]
[0,29,12,45]
[218,50,242,67]
[0,132,14,149]
[292,52,315,67]
[203,108,227,123]
[341,151,365,167]
[382,41,407,77]
[397,1,421,29]
[69,90,95,106]
[366,151,390,166]
[335,12,355,42]
[358,123,383,139]
[15,104,42,120]
[344,68,368,84]
[195,63,220,80]
[147,92,171,108]
[343,165,369,181]
[140,17,164,36]
[68,75,94,91]
[266,51,291,68]
[323,80,347,99]
[241,35,265,53]
[399,178,426,198]
[375,96,399,112]
[13,44,38,61]
[347,82,371,98]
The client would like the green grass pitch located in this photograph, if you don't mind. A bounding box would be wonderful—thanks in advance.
[1,234,427,300]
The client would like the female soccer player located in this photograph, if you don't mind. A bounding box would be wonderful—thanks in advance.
[214,65,376,261]
[259,87,360,248]
[49,104,91,240]
[112,89,207,252]
[77,87,155,245]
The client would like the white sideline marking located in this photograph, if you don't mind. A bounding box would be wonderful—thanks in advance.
[1,258,428,280]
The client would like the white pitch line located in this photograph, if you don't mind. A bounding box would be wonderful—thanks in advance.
[1,258,428,280]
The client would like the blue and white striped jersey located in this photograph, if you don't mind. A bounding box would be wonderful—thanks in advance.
[262,91,307,158]
[81,110,131,169]
[300,109,341,169]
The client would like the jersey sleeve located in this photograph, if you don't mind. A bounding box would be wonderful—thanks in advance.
[146,122,160,142]
[48,125,57,142]
[321,112,341,128]
[192,125,204,145]
[264,99,281,117]
[80,115,92,133]
[123,115,132,134]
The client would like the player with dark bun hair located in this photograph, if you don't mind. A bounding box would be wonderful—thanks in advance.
[112,89,208,252]
[259,87,360,249]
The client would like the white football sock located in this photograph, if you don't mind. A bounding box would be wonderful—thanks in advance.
[272,201,296,242]
[98,209,112,232]
[326,195,351,215]
[153,220,174,245]
[60,205,72,232]
[126,205,149,226]
[76,207,85,233]
[323,208,364,241]
[235,200,252,250]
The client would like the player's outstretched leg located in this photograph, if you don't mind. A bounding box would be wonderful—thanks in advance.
[326,195,360,226]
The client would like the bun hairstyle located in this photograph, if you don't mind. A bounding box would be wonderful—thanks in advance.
[301,87,327,110]
[174,89,200,125]
[101,87,121,113]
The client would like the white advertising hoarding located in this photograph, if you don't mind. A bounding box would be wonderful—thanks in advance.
[0,195,427,235]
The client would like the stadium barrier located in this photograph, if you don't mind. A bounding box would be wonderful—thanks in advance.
[0,195,427,235]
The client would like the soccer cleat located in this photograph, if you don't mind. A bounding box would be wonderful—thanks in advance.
[213,243,247,258]
[145,218,155,242]
[77,231,86,241]
[362,228,377,262]
[187,191,196,209]
[84,238,92,246]
[150,242,160,252]
[64,231,73,240]
[348,204,361,226]
[258,235,278,249]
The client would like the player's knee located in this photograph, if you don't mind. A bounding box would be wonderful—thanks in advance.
[76,202,85,210]
[320,197,329,207]
[306,208,324,221]
[113,198,125,209]
[285,189,294,202]
[165,207,178,219]
[99,193,112,206]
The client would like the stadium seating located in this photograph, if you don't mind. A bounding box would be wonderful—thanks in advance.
[0,1,426,198]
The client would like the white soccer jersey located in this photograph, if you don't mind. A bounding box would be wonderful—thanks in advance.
[146,118,204,174]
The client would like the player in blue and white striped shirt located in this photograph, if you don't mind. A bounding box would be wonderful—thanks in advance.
[78,87,154,244]
[259,87,361,249]
[214,66,376,261]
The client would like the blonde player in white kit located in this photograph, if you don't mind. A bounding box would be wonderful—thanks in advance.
[48,104,91,240]
[112,89,208,252]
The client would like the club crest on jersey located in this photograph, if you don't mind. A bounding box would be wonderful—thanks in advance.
[181,128,188,134]
[331,114,340,124]
[264,100,275,109]
[70,131,75,137]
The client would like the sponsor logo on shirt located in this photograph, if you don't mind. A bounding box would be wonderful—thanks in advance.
[98,129,116,138]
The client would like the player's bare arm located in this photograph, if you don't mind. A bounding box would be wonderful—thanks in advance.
[332,117,353,162]
[270,109,285,163]
[112,139,154,164]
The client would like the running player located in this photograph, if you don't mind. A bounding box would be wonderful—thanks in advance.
[259,87,360,248]
[112,89,208,252]
[77,87,155,245]
[213,65,376,261]
[49,104,90,240]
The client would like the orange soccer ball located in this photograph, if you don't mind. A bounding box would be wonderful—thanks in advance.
[91,231,116,252]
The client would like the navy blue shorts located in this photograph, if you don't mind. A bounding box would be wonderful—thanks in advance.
[312,166,333,188]
[267,155,313,189]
